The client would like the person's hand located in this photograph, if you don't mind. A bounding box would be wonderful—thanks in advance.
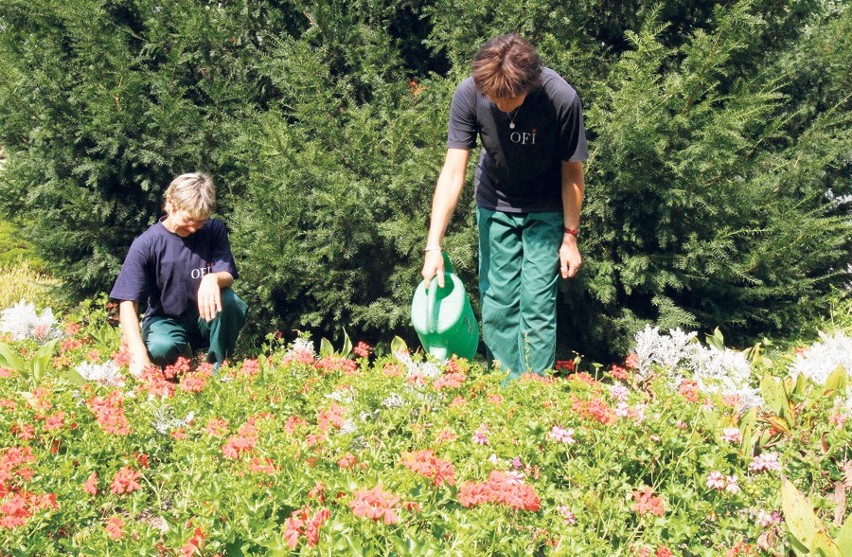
[559,236,582,279]
[197,273,222,321]
[421,250,445,289]
[128,347,153,378]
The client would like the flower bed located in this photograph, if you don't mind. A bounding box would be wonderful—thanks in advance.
[0,300,849,555]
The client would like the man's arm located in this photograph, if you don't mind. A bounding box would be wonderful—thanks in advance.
[422,148,471,288]
[197,271,234,321]
[118,300,152,376]
[559,160,585,279]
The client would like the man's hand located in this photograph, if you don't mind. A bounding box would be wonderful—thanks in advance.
[197,273,223,321]
[559,236,582,279]
[421,250,446,289]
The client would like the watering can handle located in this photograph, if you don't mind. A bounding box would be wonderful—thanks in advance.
[425,272,452,333]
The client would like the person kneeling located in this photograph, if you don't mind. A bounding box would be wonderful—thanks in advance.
[109,172,248,376]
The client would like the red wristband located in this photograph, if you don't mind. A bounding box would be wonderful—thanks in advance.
[563,227,579,237]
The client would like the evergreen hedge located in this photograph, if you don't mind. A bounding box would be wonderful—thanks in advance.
[0,0,849,361]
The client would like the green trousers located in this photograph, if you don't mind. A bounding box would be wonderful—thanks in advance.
[477,208,563,380]
[142,289,248,370]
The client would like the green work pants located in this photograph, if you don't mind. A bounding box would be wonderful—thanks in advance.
[142,289,248,370]
[477,208,563,380]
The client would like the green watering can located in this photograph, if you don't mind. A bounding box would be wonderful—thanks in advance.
[411,252,479,360]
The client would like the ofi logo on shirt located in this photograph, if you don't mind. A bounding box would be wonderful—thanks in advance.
[191,264,213,280]
[510,128,537,145]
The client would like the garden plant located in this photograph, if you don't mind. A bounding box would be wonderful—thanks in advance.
[0,297,848,555]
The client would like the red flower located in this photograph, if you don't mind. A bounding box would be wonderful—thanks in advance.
[110,467,142,495]
[105,515,124,540]
[353,341,371,358]
[400,450,456,487]
[82,472,98,496]
[87,390,131,435]
[631,487,665,517]
[349,485,401,525]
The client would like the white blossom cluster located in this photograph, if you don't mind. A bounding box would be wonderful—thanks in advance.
[75,360,125,387]
[633,325,763,409]
[0,299,63,342]
[151,405,194,435]
[393,351,442,381]
[788,331,852,413]
[289,337,316,356]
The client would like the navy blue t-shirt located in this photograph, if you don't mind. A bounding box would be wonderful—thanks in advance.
[447,67,588,213]
[109,218,238,321]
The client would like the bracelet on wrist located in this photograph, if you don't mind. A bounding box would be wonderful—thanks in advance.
[563,227,579,238]
[424,245,442,252]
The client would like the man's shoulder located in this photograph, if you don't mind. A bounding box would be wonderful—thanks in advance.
[539,68,580,103]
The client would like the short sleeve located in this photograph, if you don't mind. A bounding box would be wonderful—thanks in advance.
[446,78,479,150]
[109,237,150,303]
[208,220,239,279]
[558,91,589,163]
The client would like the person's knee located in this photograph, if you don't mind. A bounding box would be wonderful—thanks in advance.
[146,336,186,365]
[219,289,248,321]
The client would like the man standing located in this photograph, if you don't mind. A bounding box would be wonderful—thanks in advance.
[421,34,588,380]
[110,172,248,376]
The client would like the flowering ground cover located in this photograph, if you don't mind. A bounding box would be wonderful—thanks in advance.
[0,298,849,555]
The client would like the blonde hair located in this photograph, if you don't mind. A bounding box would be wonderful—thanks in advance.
[472,34,542,99]
[164,172,216,219]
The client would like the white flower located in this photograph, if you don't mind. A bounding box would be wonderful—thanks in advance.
[324,390,353,403]
[0,299,63,342]
[76,361,125,387]
[788,332,852,387]
[382,393,404,408]
[632,325,763,410]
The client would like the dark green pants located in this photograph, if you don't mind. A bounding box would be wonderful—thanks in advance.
[477,208,563,380]
[142,289,248,370]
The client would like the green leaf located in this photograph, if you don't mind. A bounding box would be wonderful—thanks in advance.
[812,530,842,557]
[823,365,847,396]
[706,327,725,351]
[61,367,87,388]
[837,514,852,557]
[391,336,408,354]
[341,328,352,358]
[0,341,26,372]
[760,373,790,423]
[739,406,757,456]
[781,476,822,547]
[319,337,334,358]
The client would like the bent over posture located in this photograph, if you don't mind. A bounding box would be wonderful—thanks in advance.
[421,34,588,380]
[110,172,248,375]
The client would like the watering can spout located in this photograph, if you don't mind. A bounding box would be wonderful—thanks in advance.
[411,253,479,361]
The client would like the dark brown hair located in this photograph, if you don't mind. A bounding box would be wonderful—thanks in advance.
[472,34,542,99]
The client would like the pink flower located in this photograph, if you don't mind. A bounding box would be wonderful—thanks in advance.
[725,475,741,494]
[556,505,576,525]
[631,487,665,516]
[105,515,124,540]
[547,425,576,444]
[83,472,98,496]
[349,485,400,525]
[706,471,726,490]
[110,467,141,495]
[749,453,781,473]
[755,509,782,528]
[721,427,742,443]
[472,424,490,445]
[609,383,629,402]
